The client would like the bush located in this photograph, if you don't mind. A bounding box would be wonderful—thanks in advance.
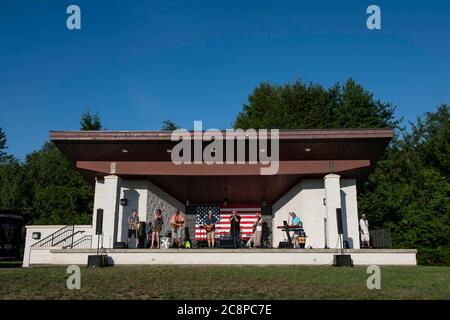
[417,246,450,266]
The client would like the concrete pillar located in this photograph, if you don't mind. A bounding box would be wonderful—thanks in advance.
[340,179,360,249]
[92,175,121,249]
[324,173,342,249]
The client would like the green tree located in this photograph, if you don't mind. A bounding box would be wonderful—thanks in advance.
[234,78,398,130]
[0,129,26,210]
[161,120,180,131]
[0,128,7,160]
[414,104,450,176]
[235,78,449,265]
[0,157,27,210]
[359,104,450,265]
[23,142,93,225]
[334,79,398,129]
[80,110,103,131]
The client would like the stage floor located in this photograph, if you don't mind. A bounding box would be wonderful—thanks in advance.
[24,248,417,266]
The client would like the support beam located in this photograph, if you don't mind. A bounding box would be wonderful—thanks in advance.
[77,160,371,176]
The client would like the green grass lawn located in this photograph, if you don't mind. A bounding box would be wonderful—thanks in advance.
[0,265,449,300]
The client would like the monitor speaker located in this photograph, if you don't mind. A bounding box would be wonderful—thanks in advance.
[261,205,272,216]
[185,205,196,215]
[333,254,353,267]
[95,209,103,235]
[87,255,107,267]
[336,208,343,235]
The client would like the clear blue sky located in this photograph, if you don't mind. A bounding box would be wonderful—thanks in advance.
[0,0,449,160]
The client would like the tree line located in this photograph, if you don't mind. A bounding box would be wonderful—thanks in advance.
[234,78,449,266]
[0,79,448,265]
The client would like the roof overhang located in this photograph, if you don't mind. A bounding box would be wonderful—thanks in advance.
[51,129,393,203]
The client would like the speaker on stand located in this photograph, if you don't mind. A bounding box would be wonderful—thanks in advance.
[88,208,108,267]
[333,208,352,267]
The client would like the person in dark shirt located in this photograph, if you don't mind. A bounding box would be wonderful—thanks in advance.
[229,210,241,248]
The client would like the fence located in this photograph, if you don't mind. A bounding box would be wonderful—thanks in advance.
[370,228,392,248]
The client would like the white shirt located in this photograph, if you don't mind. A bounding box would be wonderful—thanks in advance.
[359,218,369,235]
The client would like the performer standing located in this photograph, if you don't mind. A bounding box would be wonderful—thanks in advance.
[127,209,139,248]
[249,213,263,248]
[359,214,371,248]
[170,209,185,248]
[229,210,241,248]
[151,209,164,249]
[203,210,218,248]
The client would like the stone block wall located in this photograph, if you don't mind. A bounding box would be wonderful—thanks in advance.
[146,181,185,238]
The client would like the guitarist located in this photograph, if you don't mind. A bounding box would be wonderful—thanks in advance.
[170,209,185,248]
[203,210,218,248]
[127,210,140,248]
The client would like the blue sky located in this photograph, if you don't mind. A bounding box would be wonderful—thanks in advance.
[0,0,449,160]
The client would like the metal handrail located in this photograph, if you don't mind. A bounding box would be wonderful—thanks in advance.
[53,230,85,247]
[31,225,85,248]
[64,235,92,249]
[32,225,71,247]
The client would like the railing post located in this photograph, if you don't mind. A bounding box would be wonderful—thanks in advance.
[71,226,74,249]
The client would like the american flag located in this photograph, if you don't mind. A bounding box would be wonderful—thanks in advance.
[195,204,261,241]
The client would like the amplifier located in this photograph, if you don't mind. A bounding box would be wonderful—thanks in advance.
[196,240,208,248]
[218,239,235,248]
[164,231,172,238]
[87,255,108,268]
[278,241,293,248]
[113,241,127,249]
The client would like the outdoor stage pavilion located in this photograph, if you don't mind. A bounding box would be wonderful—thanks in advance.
[23,129,417,267]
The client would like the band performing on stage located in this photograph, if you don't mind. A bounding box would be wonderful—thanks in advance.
[126,207,308,249]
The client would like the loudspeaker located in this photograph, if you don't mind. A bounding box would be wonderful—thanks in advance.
[95,209,103,235]
[87,255,107,267]
[113,241,127,249]
[333,254,353,267]
[184,227,191,242]
[261,204,272,216]
[185,205,196,215]
[336,208,343,235]
[138,222,146,237]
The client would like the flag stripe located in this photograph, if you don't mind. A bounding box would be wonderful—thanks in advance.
[195,205,260,241]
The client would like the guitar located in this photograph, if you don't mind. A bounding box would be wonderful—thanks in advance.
[171,219,184,229]
[204,224,214,233]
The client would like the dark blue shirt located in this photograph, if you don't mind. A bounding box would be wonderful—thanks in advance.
[204,216,217,226]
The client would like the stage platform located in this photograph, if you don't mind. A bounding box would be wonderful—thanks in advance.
[23,248,417,267]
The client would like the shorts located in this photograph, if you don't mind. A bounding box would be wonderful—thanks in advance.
[128,229,137,238]
[172,228,182,239]
[206,231,215,240]
[361,233,370,242]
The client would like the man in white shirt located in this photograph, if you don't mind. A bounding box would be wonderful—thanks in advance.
[359,214,371,248]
